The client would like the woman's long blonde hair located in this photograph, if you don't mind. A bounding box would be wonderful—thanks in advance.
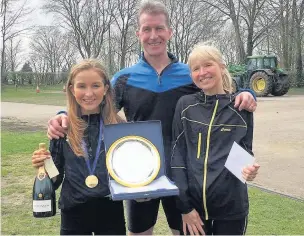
[66,59,121,157]
[188,43,232,94]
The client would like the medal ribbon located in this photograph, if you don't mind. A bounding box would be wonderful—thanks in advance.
[82,118,103,176]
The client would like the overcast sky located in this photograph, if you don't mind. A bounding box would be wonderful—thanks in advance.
[28,0,53,26]
[13,0,55,65]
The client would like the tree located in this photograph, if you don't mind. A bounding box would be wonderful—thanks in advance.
[200,0,277,63]
[21,61,32,83]
[44,0,116,59]
[292,0,304,86]
[30,26,78,84]
[31,26,65,74]
[20,61,32,72]
[60,32,78,71]
[30,26,77,72]
[199,0,246,63]
[217,24,239,65]
[5,37,22,84]
[6,37,22,72]
[0,0,32,83]
[261,0,303,86]
[29,52,48,85]
[111,0,138,70]
[164,0,224,63]
[266,0,293,68]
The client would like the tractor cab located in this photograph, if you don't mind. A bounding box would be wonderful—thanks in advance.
[246,55,277,71]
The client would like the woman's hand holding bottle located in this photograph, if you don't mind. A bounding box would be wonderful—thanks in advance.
[32,148,51,168]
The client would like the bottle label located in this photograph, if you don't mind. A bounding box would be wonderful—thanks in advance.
[33,200,52,212]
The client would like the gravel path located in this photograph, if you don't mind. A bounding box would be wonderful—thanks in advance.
[1,102,65,128]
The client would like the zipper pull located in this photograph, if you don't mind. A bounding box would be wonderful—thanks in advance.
[157,74,161,85]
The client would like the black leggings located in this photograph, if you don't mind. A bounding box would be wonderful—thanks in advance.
[60,198,126,235]
[184,216,248,235]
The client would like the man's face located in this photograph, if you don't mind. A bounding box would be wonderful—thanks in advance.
[136,13,172,58]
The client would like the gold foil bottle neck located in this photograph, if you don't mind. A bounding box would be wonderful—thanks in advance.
[39,143,46,150]
[37,143,47,177]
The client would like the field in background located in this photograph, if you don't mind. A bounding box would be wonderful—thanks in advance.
[1,85,66,106]
[287,87,304,95]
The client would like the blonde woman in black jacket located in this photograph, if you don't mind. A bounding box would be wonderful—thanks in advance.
[171,44,260,235]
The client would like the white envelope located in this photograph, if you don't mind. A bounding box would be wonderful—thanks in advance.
[224,142,255,183]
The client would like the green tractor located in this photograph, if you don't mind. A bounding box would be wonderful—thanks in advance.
[229,55,290,97]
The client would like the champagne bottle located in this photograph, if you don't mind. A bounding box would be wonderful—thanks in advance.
[32,143,56,217]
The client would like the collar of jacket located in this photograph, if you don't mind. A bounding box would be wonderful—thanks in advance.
[196,91,236,105]
[139,51,179,64]
[81,113,101,125]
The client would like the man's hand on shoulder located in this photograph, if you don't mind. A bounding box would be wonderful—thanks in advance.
[47,114,69,140]
[234,91,257,112]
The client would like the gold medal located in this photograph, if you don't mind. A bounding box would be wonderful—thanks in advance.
[85,175,99,188]
[83,120,103,189]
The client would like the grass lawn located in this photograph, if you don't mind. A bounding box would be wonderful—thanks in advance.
[287,87,304,95]
[1,130,304,235]
[1,84,66,106]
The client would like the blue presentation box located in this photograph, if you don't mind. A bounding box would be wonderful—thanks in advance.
[103,121,179,201]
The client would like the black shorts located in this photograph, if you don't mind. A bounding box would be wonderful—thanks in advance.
[60,198,126,235]
[183,216,248,235]
[126,196,182,233]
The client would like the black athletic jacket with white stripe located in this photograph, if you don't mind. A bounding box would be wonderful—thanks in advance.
[171,91,253,220]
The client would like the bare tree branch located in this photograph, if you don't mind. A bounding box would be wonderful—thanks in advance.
[1,0,32,83]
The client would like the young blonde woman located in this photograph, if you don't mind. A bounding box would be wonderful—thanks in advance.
[171,44,260,235]
[31,59,126,235]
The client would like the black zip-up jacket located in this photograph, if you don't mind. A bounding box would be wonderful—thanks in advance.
[50,113,110,210]
[171,92,254,220]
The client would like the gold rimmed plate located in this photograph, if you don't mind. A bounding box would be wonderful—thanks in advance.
[106,136,161,188]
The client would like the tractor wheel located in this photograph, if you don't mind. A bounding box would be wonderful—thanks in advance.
[271,75,290,96]
[249,72,273,97]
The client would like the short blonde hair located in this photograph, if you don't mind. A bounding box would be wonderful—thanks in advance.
[188,44,232,94]
[138,0,170,27]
